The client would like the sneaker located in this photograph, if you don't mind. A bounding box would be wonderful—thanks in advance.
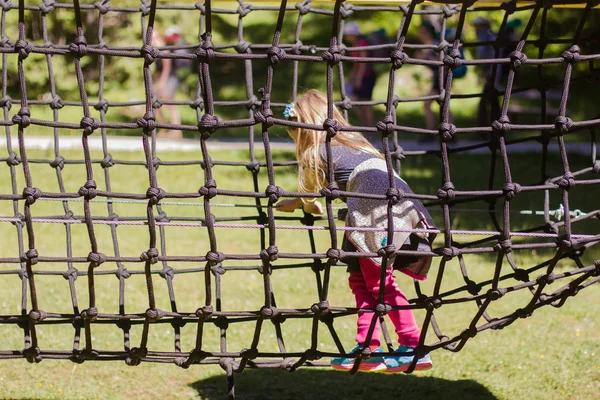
[385,345,433,373]
[331,344,387,372]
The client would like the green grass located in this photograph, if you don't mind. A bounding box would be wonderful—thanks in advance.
[0,146,598,399]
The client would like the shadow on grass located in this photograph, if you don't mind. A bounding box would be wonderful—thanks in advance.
[190,368,497,400]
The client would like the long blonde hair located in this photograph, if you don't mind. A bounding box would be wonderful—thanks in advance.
[287,90,382,197]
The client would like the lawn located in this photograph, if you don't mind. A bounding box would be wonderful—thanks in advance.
[0,144,598,400]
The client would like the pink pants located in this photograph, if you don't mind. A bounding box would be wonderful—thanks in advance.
[349,258,421,349]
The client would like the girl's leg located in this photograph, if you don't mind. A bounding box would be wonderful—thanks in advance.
[348,271,381,348]
[359,258,421,348]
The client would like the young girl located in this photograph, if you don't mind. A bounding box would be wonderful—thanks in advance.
[276,90,435,373]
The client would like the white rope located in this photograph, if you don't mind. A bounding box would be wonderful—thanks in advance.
[35,197,590,220]
[0,216,596,239]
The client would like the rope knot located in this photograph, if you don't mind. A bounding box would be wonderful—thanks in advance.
[487,288,506,301]
[22,248,39,265]
[141,43,160,65]
[6,151,20,166]
[513,268,529,282]
[49,95,64,110]
[386,187,403,205]
[537,273,555,286]
[376,117,395,135]
[81,306,98,322]
[311,300,329,315]
[290,40,304,55]
[340,2,354,18]
[320,182,340,199]
[503,182,522,201]
[495,239,513,253]
[146,187,165,205]
[295,0,311,15]
[125,347,147,366]
[62,267,78,281]
[423,296,443,311]
[390,50,409,69]
[562,45,580,63]
[440,246,460,260]
[29,309,47,324]
[23,346,42,364]
[14,39,33,59]
[509,50,527,70]
[93,0,110,14]
[237,2,252,17]
[375,302,392,315]
[442,4,459,17]
[556,172,575,190]
[246,160,261,173]
[158,265,174,280]
[206,251,225,264]
[554,115,573,133]
[438,122,456,142]
[78,180,97,199]
[0,0,12,12]
[491,115,511,132]
[94,98,109,113]
[195,36,215,63]
[322,45,342,65]
[141,248,159,264]
[500,0,517,14]
[194,2,205,13]
[260,245,279,262]
[199,179,218,198]
[515,308,532,319]
[443,49,462,69]
[0,95,12,109]
[326,248,342,264]
[246,95,260,110]
[593,260,600,277]
[80,116,100,136]
[323,118,341,137]
[12,107,31,128]
[435,40,450,53]
[265,185,284,203]
[87,252,106,267]
[378,244,396,259]
[391,147,405,160]
[234,40,251,54]
[212,262,226,276]
[436,182,455,202]
[100,153,114,169]
[240,348,258,360]
[191,97,204,111]
[559,238,574,252]
[196,305,214,319]
[146,308,165,322]
[23,187,42,205]
[592,160,600,174]
[137,112,156,131]
[340,96,352,111]
[460,327,477,340]
[260,306,279,319]
[69,36,88,57]
[254,109,274,127]
[266,46,286,65]
[198,114,221,138]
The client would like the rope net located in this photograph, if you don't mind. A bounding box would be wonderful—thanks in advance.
[1,0,599,394]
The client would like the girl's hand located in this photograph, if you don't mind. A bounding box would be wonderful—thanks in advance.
[302,199,324,215]
[275,198,302,212]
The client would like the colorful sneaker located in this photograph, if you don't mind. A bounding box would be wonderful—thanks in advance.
[331,344,387,372]
[384,345,433,373]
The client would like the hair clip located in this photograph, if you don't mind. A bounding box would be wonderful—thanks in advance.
[283,103,297,119]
